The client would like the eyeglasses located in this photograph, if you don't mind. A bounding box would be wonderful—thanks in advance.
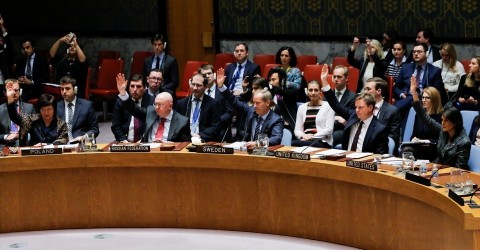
[412,50,425,54]
[421,96,431,100]
[149,77,163,82]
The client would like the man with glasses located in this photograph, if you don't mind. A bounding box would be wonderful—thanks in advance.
[115,73,190,142]
[111,74,153,142]
[146,68,172,98]
[393,42,446,119]
[175,73,220,142]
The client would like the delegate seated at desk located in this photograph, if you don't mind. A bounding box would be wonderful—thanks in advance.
[115,73,191,143]
[216,68,284,147]
[5,80,67,146]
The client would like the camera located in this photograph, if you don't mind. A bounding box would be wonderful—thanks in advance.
[67,32,75,43]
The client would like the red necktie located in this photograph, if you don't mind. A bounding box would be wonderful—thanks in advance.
[155,118,166,141]
[133,101,141,142]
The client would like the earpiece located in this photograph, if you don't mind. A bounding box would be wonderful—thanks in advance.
[164,42,167,49]
[20,88,23,96]
[74,86,78,95]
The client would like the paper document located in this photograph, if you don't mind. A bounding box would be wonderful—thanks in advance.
[290,146,322,153]
[224,142,245,150]
[314,149,347,156]
[346,152,373,159]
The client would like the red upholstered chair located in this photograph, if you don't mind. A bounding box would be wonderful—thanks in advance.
[253,54,275,76]
[84,67,93,100]
[214,53,236,71]
[461,59,471,73]
[176,61,208,99]
[89,59,125,121]
[262,64,280,79]
[302,64,326,83]
[386,76,394,104]
[296,55,317,72]
[331,57,350,73]
[130,51,152,76]
[94,50,120,80]
[347,66,359,93]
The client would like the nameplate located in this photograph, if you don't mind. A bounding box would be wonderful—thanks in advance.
[275,151,310,161]
[345,160,377,171]
[110,145,150,152]
[21,147,63,156]
[405,172,431,186]
[448,189,464,206]
[196,145,234,154]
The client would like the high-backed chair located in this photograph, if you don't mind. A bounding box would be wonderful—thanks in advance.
[461,110,477,136]
[386,76,394,104]
[214,53,236,71]
[89,59,125,121]
[402,107,416,142]
[302,64,325,83]
[461,59,471,73]
[262,64,280,79]
[253,54,275,76]
[468,145,480,173]
[281,128,292,146]
[94,50,120,80]
[176,61,208,99]
[331,57,350,72]
[130,51,152,76]
[347,66,359,93]
[296,55,317,72]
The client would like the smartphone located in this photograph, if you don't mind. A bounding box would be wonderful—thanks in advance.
[67,32,75,43]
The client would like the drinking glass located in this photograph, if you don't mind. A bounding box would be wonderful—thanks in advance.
[256,133,269,156]
[84,132,96,151]
[402,152,415,173]
[450,168,464,192]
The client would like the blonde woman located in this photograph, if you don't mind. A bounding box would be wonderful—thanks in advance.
[348,37,387,93]
[433,43,465,100]
[455,56,480,111]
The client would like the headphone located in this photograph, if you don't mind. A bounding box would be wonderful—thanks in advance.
[74,86,78,95]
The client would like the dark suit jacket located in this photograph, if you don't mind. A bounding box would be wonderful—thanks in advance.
[393,62,447,105]
[175,94,221,142]
[211,87,234,142]
[376,101,401,144]
[111,94,153,142]
[406,45,441,64]
[56,98,99,139]
[270,85,298,132]
[122,97,191,142]
[224,60,261,90]
[323,88,389,154]
[143,54,179,94]
[0,32,15,81]
[0,101,35,145]
[221,89,284,145]
[347,50,387,93]
[333,88,356,131]
[15,52,49,101]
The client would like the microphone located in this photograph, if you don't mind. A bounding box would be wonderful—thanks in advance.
[219,126,231,146]
[300,136,324,153]
[429,149,467,180]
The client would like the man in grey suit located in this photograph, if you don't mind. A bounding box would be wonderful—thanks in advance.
[0,79,35,146]
[116,73,191,142]
[56,76,99,143]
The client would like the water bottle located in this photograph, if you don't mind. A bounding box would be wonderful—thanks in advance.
[420,162,427,176]
[431,164,439,178]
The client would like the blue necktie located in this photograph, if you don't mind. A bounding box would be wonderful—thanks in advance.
[192,98,201,128]
[253,116,263,141]
[230,64,243,90]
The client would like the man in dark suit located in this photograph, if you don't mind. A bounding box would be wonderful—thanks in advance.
[224,43,261,96]
[111,74,153,142]
[175,73,221,142]
[320,64,389,154]
[116,73,190,142]
[330,65,356,147]
[216,68,284,146]
[142,34,179,96]
[0,16,15,87]
[393,42,447,117]
[145,68,173,98]
[0,79,35,146]
[198,64,234,142]
[406,28,441,64]
[15,38,49,101]
[56,76,99,143]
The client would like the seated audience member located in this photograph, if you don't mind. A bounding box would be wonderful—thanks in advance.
[267,67,298,133]
[145,69,172,98]
[6,82,67,146]
[0,16,15,86]
[401,87,443,161]
[384,41,407,81]
[115,73,190,142]
[216,68,284,146]
[410,75,471,170]
[330,65,356,147]
[275,46,302,91]
[112,74,153,142]
[292,80,334,148]
[15,38,49,101]
[393,42,447,118]
[455,57,480,111]
[56,76,99,143]
[432,43,465,101]
[407,28,441,63]
[470,116,480,146]
[175,73,220,142]
[348,37,387,93]
[198,64,234,142]
[320,64,389,154]
[224,43,261,96]
[0,79,35,146]
[49,33,88,98]
[142,34,179,96]
[236,77,269,141]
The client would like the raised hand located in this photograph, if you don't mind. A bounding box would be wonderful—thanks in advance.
[410,75,419,101]
[116,73,127,95]
[216,68,226,88]
[320,64,329,87]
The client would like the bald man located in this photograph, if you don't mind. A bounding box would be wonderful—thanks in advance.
[116,73,191,142]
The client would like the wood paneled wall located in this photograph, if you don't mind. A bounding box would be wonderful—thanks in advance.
[167,0,215,82]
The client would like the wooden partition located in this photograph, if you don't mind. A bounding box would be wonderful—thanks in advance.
[1,152,480,249]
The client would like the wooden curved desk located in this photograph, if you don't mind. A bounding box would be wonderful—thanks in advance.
[1,151,479,249]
